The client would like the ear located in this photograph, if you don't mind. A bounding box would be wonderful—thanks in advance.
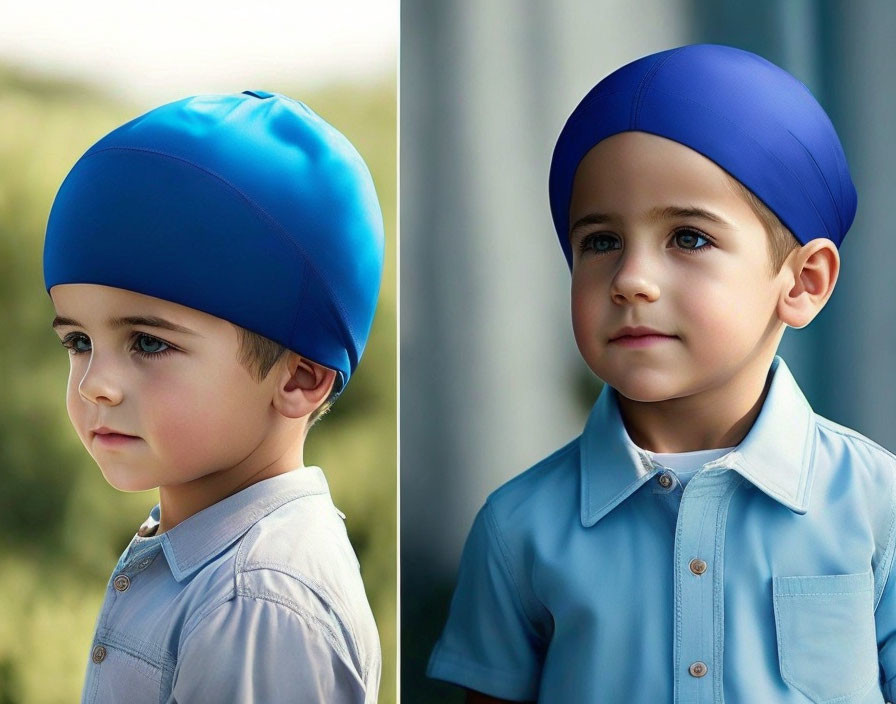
[777,238,840,329]
[271,353,337,420]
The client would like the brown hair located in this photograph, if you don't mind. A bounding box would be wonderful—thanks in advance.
[233,326,333,428]
[727,176,799,274]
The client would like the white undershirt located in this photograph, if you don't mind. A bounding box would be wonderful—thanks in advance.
[648,446,736,488]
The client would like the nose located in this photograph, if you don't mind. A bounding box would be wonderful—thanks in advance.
[610,250,661,304]
[77,353,124,406]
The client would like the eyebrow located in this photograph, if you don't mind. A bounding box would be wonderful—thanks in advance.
[570,205,732,234]
[51,315,198,335]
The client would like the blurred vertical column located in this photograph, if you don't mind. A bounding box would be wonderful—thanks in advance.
[400,1,688,700]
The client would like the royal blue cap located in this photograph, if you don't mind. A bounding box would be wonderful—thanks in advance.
[44,90,385,392]
[549,44,857,267]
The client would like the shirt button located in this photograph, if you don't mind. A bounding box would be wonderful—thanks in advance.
[689,661,708,678]
[92,645,107,663]
[689,558,708,575]
[658,473,673,488]
[113,574,130,592]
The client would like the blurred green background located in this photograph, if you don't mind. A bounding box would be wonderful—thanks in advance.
[0,64,396,702]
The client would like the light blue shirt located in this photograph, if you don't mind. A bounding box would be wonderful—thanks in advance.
[82,468,380,704]
[428,357,896,703]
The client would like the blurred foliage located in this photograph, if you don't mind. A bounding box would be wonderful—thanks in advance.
[0,66,396,703]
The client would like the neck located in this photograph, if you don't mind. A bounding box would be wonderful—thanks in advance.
[156,431,305,534]
[616,353,776,454]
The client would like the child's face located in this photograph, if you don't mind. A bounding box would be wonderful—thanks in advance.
[568,131,787,403]
[50,284,283,492]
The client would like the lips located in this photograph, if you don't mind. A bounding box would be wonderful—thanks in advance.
[91,426,139,439]
[90,427,141,449]
[609,326,676,341]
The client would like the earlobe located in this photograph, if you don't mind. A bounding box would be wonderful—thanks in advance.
[777,239,840,329]
[273,354,337,419]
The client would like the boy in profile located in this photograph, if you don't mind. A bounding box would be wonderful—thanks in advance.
[44,90,384,702]
[429,44,896,702]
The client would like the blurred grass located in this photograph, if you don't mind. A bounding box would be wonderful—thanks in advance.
[0,67,396,703]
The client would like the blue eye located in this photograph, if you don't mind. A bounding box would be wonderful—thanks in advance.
[134,334,170,357]
[580,233,621,255]
[674,228,711,251]
[61,333,91,354]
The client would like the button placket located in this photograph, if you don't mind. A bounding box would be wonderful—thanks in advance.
[673,471,739,700]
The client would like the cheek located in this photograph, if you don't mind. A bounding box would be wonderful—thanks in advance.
[677,269,772,342]
[142,369,269,462]
[570,273,607,337]
[570,276,609,368]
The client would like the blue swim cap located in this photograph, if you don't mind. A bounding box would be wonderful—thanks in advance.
[549,44,857,267]
[44,90,384,391]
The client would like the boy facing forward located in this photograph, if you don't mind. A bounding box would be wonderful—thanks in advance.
[44,91,384,702]
[429,45,896,702]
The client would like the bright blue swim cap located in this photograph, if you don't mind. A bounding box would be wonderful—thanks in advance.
[44,90,384,392]
[549,44,857,267]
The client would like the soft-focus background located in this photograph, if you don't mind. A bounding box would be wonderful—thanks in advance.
[401,1,896,701]
[0,2,396,702]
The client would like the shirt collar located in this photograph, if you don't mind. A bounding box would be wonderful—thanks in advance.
[147,467,330,582]
[580,356,816,527]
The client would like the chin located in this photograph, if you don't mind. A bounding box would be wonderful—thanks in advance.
[598,366,681,403]
[95,462,159,493]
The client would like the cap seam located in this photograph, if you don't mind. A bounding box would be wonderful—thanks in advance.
[631,49,684,128]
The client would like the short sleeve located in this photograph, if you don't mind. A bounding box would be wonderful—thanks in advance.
[427,501,546,701]
[877,524,896,701]
[169,596,367,703]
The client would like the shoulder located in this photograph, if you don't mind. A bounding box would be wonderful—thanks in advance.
[812,413,896,565]
[229,492,379,681]
[235,489,361,582]
[483,436,581,537]
[813,412,896,484]
[487,437,579,508]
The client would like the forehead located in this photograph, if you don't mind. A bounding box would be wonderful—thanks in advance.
[569,131,755,225]
[50,283,227,335]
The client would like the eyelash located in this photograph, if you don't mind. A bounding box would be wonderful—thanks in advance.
[60,332,176,360]
[578,228,714,256]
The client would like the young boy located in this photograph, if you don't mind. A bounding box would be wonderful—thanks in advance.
[428,44,896,703]
[43,90,385,702]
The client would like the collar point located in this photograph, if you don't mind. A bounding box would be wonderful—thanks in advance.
[580,505,612,528]
[161,536,197,583]
[786,498,810,515]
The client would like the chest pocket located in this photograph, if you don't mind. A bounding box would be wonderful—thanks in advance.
[773,570,881,703]
[85,643,166,704]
